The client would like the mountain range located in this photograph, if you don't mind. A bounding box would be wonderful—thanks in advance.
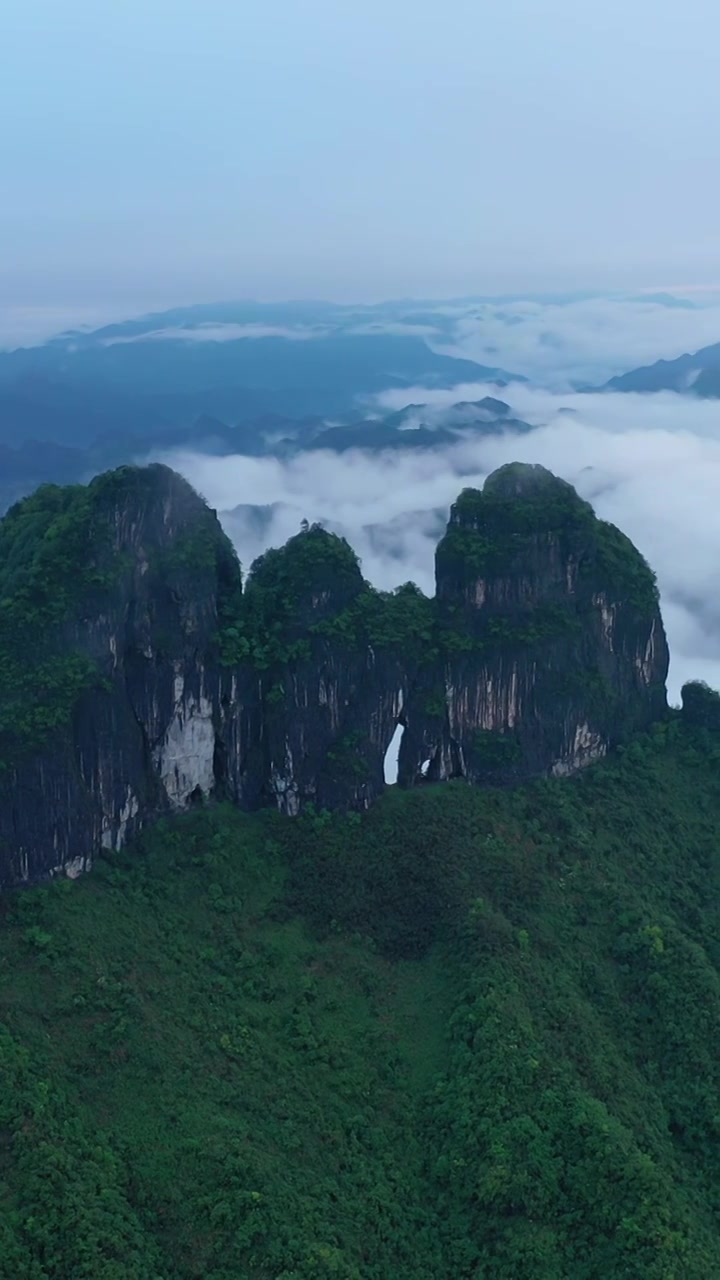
[0,304,532,513]
[0,303,522,444]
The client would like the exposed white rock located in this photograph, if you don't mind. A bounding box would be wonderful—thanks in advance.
[117,790,140,848]
[507,665,519,728]
[270,743,301,815]
[593,593,616,650]
[100,787,140,851]
[384,723,405,784]
[551,721,607,777]
[318,677,341,730]
[637,617,657,683]
[155,673,215,809]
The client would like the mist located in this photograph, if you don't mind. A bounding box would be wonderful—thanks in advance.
[438,295,720,387]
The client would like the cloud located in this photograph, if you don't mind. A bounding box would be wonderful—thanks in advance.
[101,323,327,346]
[0,305,131,350]
[431,295,720,388]
[6,293,720,386]
[162,446,458,594]
[81,294,720,384]
[346,321,444,339]
[158,383,720,705]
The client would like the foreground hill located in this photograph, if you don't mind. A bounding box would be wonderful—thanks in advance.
[3,717,720,1277]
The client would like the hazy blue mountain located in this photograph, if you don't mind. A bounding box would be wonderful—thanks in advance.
[0,393,531,515]
[0,375,169,447]
[2,333,490,404]
[602,341,720,396]
[0,305,528,511]
[299,397,531,452]
[0,305,522,425]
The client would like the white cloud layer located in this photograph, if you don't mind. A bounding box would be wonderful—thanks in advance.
[159,384,720,706]
[101,323,324,346]
[82,294,720,382]
[432,295,720,387]
[5,293,720,389]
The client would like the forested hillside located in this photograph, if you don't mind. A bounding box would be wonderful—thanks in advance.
[3,709,720,1278]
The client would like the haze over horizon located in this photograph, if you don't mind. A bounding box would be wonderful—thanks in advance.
[5,0,720,312]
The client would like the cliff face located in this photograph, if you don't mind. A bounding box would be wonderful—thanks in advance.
[0,462,669,887]
[0,466,238,884]
[398,464,668,787]
[216,526,410,815]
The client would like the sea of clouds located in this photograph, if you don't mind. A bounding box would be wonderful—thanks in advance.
[7,290,720,389]
[161,381,720,705]
[6,289,720,705]
[435,294,720,387]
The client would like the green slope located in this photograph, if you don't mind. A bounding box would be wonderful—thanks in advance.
[3,716,720,1277]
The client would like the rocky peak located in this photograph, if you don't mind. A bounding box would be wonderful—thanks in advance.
[244,523,363,633]
[96,463,240,636]
[436,468,587,615]
[435,463,658,620]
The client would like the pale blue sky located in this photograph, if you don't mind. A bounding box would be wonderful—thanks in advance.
[3,0,720,309]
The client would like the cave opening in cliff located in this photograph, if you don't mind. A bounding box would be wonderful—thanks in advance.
[383,722,405,785]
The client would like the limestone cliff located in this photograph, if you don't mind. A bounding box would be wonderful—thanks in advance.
[398,464,668,786]
[0,461,669,887]
[0,466,239,884]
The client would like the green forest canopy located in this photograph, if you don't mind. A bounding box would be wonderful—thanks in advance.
[2,714,720,1277]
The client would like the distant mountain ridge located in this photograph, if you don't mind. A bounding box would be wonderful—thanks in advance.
[0,303,528,510]
[0,387,531,515]
[0,303,523,433]
[602,340,720,396]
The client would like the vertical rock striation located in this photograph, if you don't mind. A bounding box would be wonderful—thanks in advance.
[399,464,668,786]
[0,465,240,883]
[0,461,669,887]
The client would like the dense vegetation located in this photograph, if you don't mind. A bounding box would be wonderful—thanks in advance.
[0,463,660,782]
[220,470,659,678]
[0,480,116,768]
[437,465,659,616]
[0,466,241,768]
[219,463,660,686]
[3,715,720,1276]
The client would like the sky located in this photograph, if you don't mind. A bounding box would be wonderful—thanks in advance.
[3,0,720,310]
